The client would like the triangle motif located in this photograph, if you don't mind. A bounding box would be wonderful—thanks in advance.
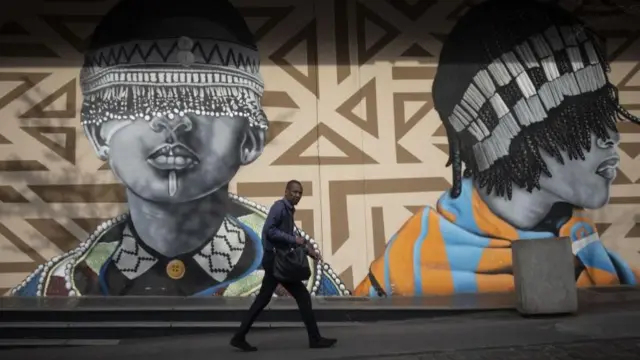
[266,121,293,145]
[64,22,97,42]
[598,30,640,61]
[302,136,349,158]
[401,43,434,58]
[619,143,640,159]
[355,2,401,65]
[269,20,318,96]
[432,124,448,137]
[431,32,448,44]
[0,81,24,99]
[617,122,640,134]
[335,78,379,137]
[625,223,640,238]
[612,170,633,185]
[364,16,386,51]
[595,223,612,234]
[0,72,50,112]
[238,6,294,42]
[21,126,76,164]
[20,78,77,119]
[271,123,377,165]
[261,91,298,109]
[334,0,352,85]
[393,92,431,163]
[618,62,640,91]
[41,132,67,148]
[433,143,450,157]
[40,15,102,53]
[385,0,437,21]
[0,234,35,263]
[404,205,424,215]
[394,92,432,139]
[396,145,421,164]
[25,218,79,253]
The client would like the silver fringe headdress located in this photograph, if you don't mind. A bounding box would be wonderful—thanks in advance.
[433,0,640,198]
[80,20,267,131]
[80,36,267,129]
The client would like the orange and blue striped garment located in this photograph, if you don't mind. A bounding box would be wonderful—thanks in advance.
[353,178,639,296]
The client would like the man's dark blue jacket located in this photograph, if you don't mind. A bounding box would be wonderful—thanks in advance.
[262,198,297,251]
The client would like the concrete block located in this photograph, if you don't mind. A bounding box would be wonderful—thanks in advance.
[512,237,578,316]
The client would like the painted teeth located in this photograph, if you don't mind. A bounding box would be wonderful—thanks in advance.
[596,165,615,173]
[152,156,193,164]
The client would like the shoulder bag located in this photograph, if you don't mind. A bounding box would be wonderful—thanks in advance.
[273,245,311,283]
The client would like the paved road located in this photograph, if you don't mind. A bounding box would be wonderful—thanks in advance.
[2,307,640,360]
[375,339,640,359]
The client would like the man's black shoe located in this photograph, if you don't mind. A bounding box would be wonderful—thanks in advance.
[230,336,257,352]
[310,337,337,349]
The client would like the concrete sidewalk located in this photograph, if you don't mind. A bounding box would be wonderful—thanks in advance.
[2,304,640,360]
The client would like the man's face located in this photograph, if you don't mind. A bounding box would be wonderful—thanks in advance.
[98,114,253,203]
[285,183,303,205]
[539,127,620,209]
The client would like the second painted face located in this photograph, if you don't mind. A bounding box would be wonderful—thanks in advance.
[538,128,621,210]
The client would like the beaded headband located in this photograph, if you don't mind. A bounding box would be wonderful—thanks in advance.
[79,36,268,130]
[446,25,607,172]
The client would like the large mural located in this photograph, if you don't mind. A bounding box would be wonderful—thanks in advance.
[2,0,640,297]
[9,0,348,297]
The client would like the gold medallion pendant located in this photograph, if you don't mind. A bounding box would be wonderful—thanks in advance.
[166,259,186,280]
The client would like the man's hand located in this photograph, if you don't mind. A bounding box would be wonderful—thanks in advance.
[305,242,322,261]
[295,236,305,245]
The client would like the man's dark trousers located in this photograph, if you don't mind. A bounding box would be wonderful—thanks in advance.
[235,250,321,340]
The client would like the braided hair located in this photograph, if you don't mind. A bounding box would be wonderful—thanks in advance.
[433,0,640,200]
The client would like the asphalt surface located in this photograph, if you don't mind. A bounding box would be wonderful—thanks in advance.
[2,305,640,360]
[383,338,640,359]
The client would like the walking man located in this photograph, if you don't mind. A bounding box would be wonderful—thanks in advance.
[231,180,337,351]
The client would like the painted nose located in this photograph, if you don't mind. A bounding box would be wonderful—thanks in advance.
[596,133,620,149]
[149,115,193,143]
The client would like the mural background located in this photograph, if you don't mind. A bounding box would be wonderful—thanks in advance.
[1,0,640,294]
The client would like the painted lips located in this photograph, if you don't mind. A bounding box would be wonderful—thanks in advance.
[595,155,620,180]
[146,143,200,171]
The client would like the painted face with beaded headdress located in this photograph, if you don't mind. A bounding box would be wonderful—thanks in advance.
[433,0,638,210]
[9,0,353,298]
[81,0,267,203]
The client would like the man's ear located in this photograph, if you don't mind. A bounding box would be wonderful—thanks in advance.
[84,121,131,161]
[84,125,110,161]
[240,126,266,165]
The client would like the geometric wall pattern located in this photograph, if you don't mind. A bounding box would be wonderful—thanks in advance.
[1,0,640,294]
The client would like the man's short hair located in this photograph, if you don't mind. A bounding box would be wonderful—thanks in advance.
[286,180,302,191]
